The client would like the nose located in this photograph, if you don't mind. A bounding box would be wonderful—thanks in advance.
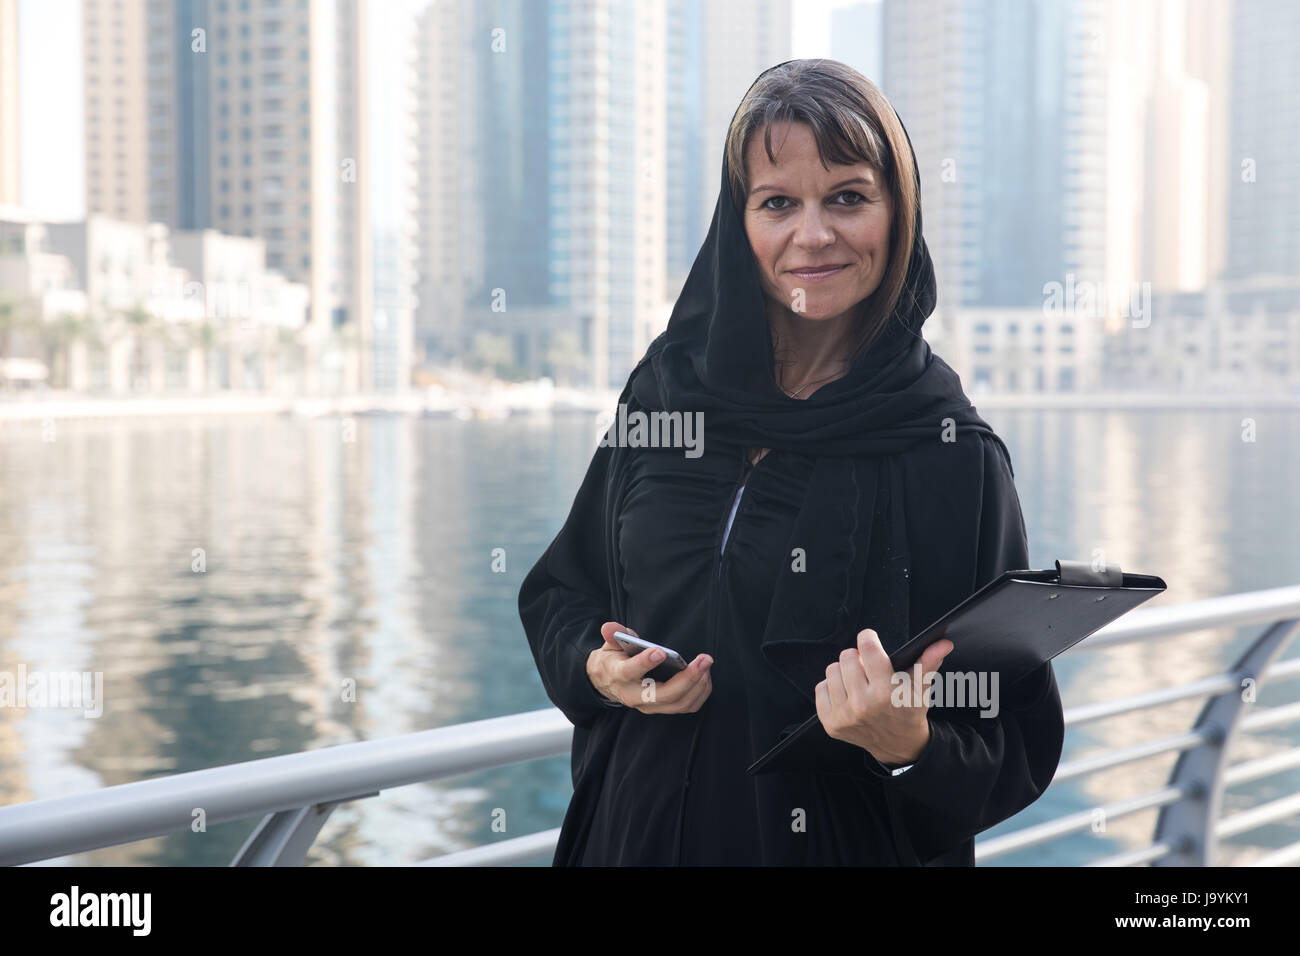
[791,204,835,251]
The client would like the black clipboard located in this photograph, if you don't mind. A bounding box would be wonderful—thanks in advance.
[746,560,1167,775]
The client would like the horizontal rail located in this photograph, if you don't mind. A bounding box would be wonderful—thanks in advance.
[1051,729,1210,783]
[1216,791,1300,839]
[413,829,563,867]
[1222,744,1300,787]
[1064,585,1300,650]
[1238,695,1300,731]
[0,584,1297,866]
[0,709,572,867]
[441,736,1300,868]
[974,786,1189,862]
[1062,657,1300,726]
[1051,703,1300,785]
[1250,840,1300,866]
[1086,843,1175,867]
[1064,673,1240,726]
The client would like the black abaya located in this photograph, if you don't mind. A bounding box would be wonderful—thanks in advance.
[518,59,1065,866]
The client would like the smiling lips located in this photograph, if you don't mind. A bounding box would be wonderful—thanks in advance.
[788,264,848,280]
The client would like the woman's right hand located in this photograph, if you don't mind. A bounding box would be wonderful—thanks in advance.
[587,622,713,714]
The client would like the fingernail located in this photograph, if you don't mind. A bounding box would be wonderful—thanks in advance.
[651,650,665,662]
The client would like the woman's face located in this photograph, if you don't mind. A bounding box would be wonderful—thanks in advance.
[742,120,893,324]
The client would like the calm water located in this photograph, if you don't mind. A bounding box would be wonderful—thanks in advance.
[0,408,1297,866]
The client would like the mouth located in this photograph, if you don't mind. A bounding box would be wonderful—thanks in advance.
[788,264,848,280]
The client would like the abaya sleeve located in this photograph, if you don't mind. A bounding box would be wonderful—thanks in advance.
[862,437,1065,865]
[518,441,624,730]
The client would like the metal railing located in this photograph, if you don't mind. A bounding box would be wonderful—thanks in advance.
[1,585,1298,867]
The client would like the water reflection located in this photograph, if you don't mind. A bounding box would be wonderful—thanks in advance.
[992,409,1300,864]
[0,409,1295,865]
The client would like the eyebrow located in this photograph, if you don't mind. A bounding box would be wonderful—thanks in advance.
[749,176,878,196]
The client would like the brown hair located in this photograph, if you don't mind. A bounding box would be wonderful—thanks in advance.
[725,59,919,368]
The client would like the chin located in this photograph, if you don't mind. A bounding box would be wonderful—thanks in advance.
[784,297,852,321]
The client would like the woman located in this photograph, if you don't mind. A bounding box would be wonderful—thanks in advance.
[518,59,1064,866]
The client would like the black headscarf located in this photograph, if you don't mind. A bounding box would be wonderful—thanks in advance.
[619,59,1017,699]
[628,59,1006,462]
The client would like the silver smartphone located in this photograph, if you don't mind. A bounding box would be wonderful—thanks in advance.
[613,630,689,683]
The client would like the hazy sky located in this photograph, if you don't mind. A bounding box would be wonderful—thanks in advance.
[17,0,81,219]
[15,0,847,220]
[792,0,858,60]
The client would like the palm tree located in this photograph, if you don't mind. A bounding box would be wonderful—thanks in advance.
[0,294,36,361]
[37,312,90,389]
[470,332,512,376]
[544,330,585,387]
[182,318,221,392]
[113,305,155,391]
[196,318,218,352]
[275,325,305,393]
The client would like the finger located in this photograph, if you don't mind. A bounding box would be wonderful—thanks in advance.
[600,621,637,648]
[652,655,711,705]
[677,671,713,713]
[856,628,893,684]
[672,654,713,681]
[838,646,870,712]
[824,661,848,712]
[617,645,666,682]
[814,679,832,729]
[918,638,952,675]
[912,640,952,709]
[640,667,710,715]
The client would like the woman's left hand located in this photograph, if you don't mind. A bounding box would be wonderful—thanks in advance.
[815,628,952,766]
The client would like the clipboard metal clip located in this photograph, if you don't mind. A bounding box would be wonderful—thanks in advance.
[1055,559,1123,587]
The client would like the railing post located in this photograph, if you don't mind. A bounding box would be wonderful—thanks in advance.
[1153,618,1300,865]
[231,790,379,866]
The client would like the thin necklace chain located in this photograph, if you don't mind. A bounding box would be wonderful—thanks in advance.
[780,363,849,399]
[751,368,844,465]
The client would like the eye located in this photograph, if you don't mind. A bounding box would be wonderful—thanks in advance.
[759,191,869,211]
